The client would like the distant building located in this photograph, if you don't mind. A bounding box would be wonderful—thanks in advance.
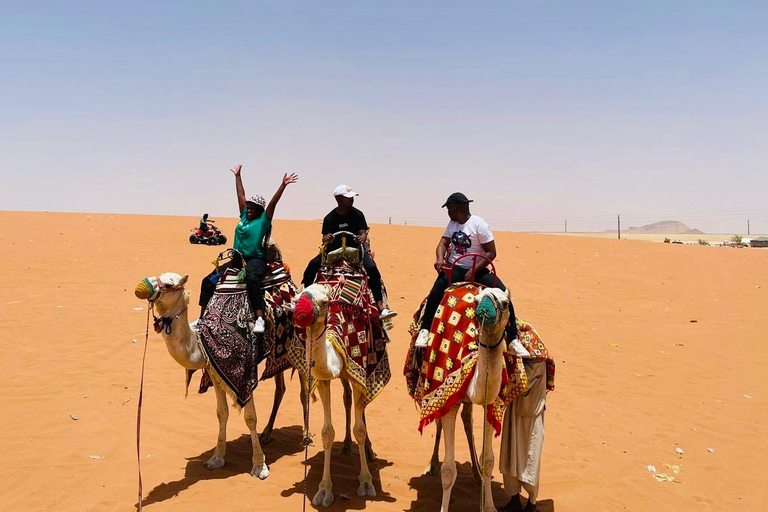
[750,237,768,248]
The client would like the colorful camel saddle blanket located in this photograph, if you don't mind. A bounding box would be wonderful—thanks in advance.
[403,283,536,435]
[306,261,391,405]
[197,265,300,407]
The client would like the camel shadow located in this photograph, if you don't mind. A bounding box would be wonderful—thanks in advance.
[139,425,305,508]
[281,440,395,510]
[404,461,510,512]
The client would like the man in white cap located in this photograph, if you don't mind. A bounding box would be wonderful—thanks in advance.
[301,184,396,320]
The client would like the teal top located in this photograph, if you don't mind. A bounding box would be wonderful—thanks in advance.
[234,208,271,259]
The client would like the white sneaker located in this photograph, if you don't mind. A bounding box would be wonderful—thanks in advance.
[414,329,430,348]
[253,317,266,334]
[380,308,398,320]
[189,318,200,328]
[509,338,531,358]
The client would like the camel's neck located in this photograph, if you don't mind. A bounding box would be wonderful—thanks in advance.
[157,295,207,370]
[467,322,507,405]
[307,320,343,381]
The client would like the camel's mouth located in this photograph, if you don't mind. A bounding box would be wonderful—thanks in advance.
[135,277,157,301]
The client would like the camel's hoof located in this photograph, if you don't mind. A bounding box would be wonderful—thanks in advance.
[424,461,440,477]
[259,430,274,445]
[338,442,354,456]
[312,488,334,508]
[205,456,225,470]
[357,481,377,498]
[250,462,270,480]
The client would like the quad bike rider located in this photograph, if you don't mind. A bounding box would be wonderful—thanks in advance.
[190,213,228,245]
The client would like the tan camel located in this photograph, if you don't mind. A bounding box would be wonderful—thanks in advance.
[421,286,512,512]
[293,283,379,508]
[135,272,289,480]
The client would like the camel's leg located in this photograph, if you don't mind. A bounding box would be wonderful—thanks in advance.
[462,403,482,485]
[439,406,459,512]
[340,378,353,455]
[244,396,270,479]
[362,408,376,462]
[425,419,442,476]
[353,386,376,498]
[312,380,335,508]
[259,370,286,444]
[299,371,313,446]
[481,419,497,512]
[206,378,228,470]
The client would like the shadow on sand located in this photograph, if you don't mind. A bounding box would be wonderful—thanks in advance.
[404,461,556,512]
[281,440,395,511]
[138,424,305,508]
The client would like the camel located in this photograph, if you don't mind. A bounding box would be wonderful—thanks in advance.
[134,271,306,479]
[293,282,386,508]
[407,285,513,512]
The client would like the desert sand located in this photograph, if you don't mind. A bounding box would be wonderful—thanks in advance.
[1,211,766,512]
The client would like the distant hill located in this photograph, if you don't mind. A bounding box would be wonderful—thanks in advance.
[622,220,704,234]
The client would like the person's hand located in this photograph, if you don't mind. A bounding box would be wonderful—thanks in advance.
[322,233,334,244]
[230,164,242,176]
[283,173,299,186]
[465,267,476,283]
[434,260,444,272]
[354,233,367,244]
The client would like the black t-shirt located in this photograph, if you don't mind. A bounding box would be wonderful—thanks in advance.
[322,207,369,251]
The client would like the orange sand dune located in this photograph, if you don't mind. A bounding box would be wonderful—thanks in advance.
[1,211,766,512]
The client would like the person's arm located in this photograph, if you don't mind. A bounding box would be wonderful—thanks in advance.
[465,240,497,282]
[265,173,299,220]
[434,237,451,272]
[355,210,370,244]
[230,164,246,212]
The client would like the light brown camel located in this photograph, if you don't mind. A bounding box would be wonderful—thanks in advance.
[135,272,305,479]
[412,286,513,512]
[293,282,385,508]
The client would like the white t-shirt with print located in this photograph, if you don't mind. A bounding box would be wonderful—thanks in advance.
[443,215,494,269]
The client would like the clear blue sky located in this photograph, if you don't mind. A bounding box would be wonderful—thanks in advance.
[2,1,767,233]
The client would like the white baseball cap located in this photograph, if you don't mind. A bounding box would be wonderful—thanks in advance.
[333,184,358,198]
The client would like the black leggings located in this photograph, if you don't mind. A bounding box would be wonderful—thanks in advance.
[199,255,267,315]
[302,253,384,302]
[420,267,517,339]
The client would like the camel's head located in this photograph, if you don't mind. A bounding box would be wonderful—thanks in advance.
[474,287,511,330]
[293,283,331,329]
[135,273,189,304]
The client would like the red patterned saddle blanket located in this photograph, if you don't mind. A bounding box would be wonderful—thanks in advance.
[403,283,553,434]
[308,261,391,405]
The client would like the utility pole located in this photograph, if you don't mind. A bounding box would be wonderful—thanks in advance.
[618,214,621,240]
[748,219,750,235]
[388,217,391,225]
[565,220,568,233]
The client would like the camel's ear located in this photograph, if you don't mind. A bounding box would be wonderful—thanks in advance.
[180,274,189,286]
[505,289,510,299]
[473,292,481,304]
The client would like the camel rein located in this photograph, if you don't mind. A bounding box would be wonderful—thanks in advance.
[136,303,153,512]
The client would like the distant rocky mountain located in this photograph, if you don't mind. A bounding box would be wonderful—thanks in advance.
[622,220,704,234]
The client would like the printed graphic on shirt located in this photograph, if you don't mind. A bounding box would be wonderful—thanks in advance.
[450,230,472,255]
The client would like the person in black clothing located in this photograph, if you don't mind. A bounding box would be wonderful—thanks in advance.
[302,184,397,320]
[199,213,211,234]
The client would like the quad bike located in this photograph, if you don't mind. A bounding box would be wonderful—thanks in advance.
[190,220,227,246]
